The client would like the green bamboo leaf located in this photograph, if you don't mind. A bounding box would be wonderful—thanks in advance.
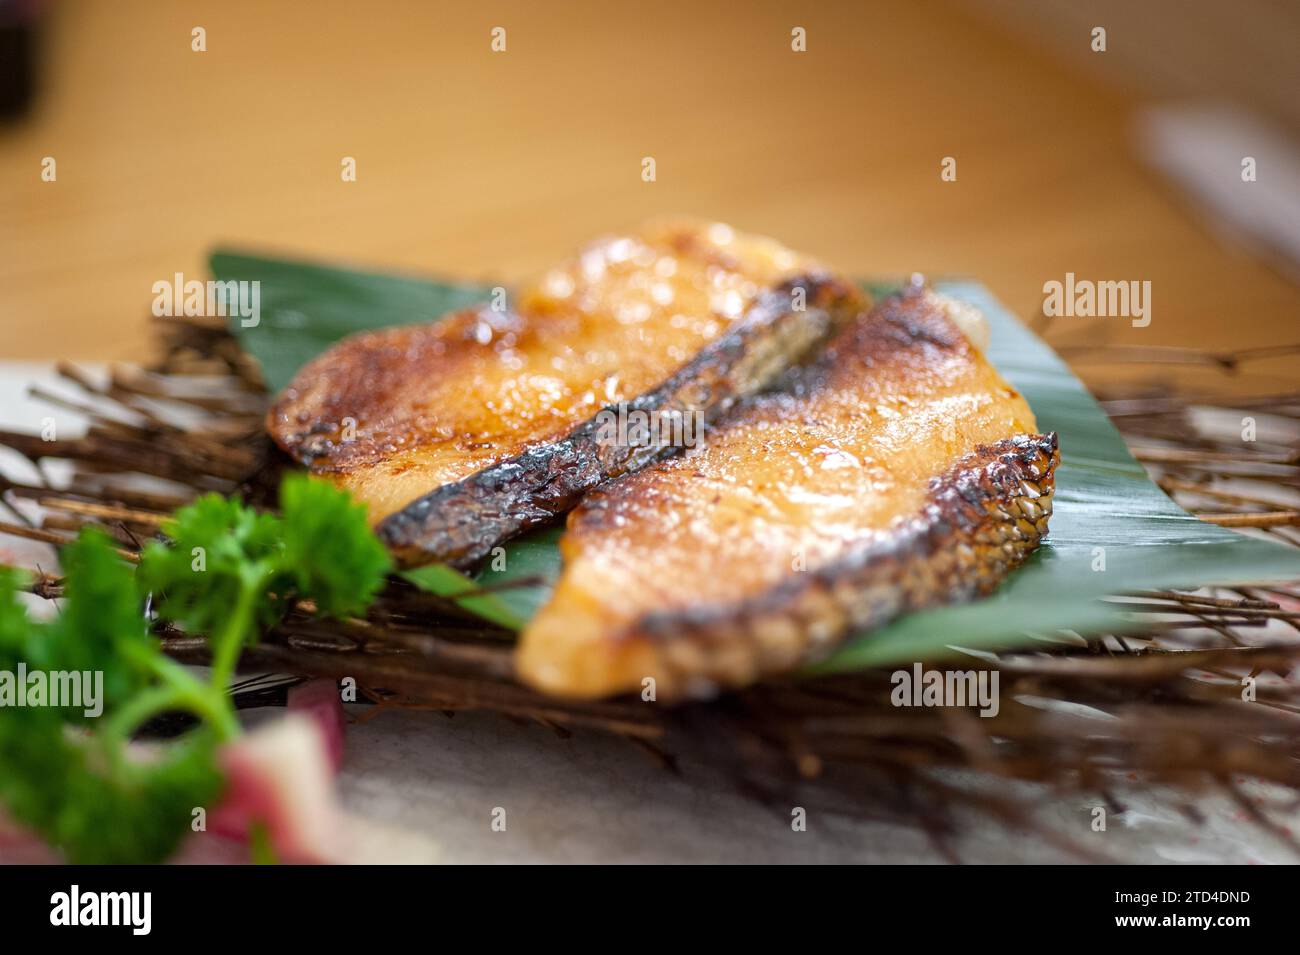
[216,253,1300,669]
[399,564,528,631]
[399,526,564,630]
[212,249,488,393]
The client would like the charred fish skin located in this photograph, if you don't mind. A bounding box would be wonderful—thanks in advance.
[377,272,865,567]
[633,432,1058,699]
[266,221,869,560]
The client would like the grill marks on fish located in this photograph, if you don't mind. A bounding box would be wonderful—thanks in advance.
[516,286,1058,700]
[266,221,866,566]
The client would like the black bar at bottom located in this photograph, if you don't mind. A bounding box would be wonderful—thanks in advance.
[0,863,1283,939]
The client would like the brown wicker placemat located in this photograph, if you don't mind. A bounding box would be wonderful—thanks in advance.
[2,316,1298,860]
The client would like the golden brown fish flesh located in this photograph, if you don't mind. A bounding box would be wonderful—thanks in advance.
[267,221,866,566]
[516,283,1058,700]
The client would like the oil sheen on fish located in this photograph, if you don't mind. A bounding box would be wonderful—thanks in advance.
[267,221,866,566]
[517,283,1059,700]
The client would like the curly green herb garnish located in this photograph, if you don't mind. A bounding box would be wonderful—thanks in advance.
[0,475,390,863]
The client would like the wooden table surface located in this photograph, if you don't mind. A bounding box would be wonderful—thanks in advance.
[2,0,1296,397]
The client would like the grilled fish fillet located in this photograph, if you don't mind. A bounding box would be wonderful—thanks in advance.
[267,221,866,566]
[517,283,1059,700]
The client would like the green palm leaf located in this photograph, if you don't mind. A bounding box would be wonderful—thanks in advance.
[215,251,1300,669]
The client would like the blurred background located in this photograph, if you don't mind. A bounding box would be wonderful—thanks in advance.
[2,0,1297,396]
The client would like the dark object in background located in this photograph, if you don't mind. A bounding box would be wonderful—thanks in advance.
[0,0,43,120]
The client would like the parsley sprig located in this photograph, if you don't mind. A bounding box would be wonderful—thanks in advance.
[0,475,390,863]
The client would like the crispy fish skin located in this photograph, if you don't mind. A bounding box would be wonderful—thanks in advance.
[516,285,1058,700]
[377,273,861,566]
[266,221,866,566]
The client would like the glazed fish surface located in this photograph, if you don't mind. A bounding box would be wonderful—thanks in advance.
[267,221,866,566]
[517,282,1059,700]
